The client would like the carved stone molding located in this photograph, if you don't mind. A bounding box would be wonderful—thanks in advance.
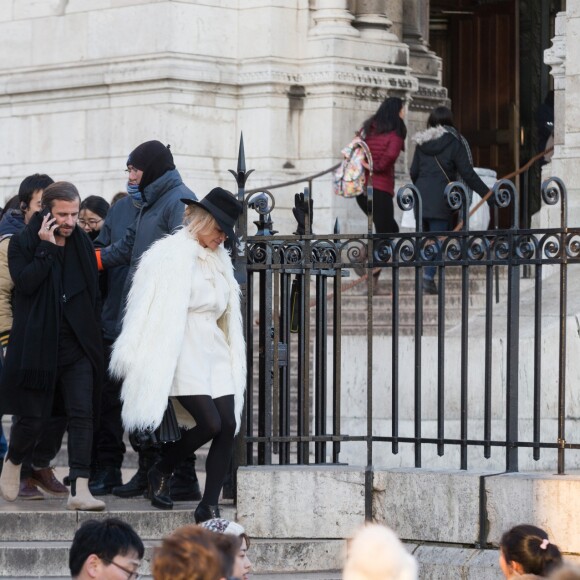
[311,0,359,37]
[352,0,398,41]
[544,11,566,90]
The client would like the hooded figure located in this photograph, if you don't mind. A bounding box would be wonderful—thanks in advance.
[92,140,197,502]
[409,106,491,294]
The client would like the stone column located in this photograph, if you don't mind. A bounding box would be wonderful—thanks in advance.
[536,9,580,228]
[353,0,398,40]
[543,11,566,150]
[403,0,446,146]
[311,0,359,36]
[403,0,428,53]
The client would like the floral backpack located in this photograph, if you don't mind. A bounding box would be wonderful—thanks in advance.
[333,134,373,197]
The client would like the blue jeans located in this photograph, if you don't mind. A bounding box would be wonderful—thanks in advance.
[422,218,451,281]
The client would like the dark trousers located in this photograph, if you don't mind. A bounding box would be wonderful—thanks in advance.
[92,340,125,469]
[356,188,399,234]
[159,395,235,505]
[15,415,67,478]
[8,356,94,481]
[422,218,452,281]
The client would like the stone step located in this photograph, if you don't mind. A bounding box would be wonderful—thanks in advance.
[0,496,235,542]
[0,497,235,577]
[0,495,347,578]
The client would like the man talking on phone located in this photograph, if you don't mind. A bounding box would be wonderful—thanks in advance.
[0,182,105,511]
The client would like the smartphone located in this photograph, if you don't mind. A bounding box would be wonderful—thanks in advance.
[40,206,58,234]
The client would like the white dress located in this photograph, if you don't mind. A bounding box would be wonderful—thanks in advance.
[169,242,235,399]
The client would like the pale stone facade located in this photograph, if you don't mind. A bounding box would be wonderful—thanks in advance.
[536,6,580,228]
[0,0,445,234]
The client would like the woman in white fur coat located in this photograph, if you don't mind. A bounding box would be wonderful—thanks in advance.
[110,187,245,520]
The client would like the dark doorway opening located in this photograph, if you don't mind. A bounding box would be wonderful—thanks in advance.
[428,0,563,225]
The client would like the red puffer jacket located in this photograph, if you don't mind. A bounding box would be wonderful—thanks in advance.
[364,130,405,196]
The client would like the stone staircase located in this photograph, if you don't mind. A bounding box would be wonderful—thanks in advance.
[0,266,523,578]
[335,265,507,335]
[0,418,342,578]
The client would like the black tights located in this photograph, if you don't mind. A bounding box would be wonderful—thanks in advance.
[158,395,235,505]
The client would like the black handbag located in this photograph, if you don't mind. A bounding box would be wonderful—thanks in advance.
[128,398,181,449]
[156,398,181,443]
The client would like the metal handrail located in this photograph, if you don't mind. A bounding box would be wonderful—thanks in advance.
[246,162,340,194]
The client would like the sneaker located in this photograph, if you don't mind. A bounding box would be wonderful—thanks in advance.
[18,478,44,500]
[29,467,68,497]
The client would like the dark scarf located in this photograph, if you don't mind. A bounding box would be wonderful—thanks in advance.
[16,213,99,390]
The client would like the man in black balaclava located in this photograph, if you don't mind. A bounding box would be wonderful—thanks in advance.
[93,140,201,503]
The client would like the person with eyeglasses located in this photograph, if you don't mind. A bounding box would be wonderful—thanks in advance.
[69,517,144,579]
[93,140,201,505]
[79,196,110,241]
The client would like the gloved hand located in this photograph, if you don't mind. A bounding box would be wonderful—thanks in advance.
[292,192,313,235]
[129,429,160,450]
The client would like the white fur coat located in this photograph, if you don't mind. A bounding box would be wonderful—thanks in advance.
[110,228,246,434]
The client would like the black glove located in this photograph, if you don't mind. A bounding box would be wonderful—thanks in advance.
[129,429,160,450]
[292,192,313,235]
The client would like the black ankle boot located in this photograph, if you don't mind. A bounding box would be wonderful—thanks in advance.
[170,455,202,501]
[194,502,220,523]
[147,464,173,510]
[113,447,161,499]
[89,466,123,496]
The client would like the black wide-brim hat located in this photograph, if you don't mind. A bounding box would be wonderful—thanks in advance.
[181,187,243,242]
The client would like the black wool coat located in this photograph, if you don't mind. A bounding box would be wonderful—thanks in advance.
[410,126,490,221]
[0,211,104,418]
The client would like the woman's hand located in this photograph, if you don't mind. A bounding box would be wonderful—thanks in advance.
[38,213,58,244]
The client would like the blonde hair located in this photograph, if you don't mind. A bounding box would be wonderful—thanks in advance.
[343,524,418,580]
[184,204,219,240]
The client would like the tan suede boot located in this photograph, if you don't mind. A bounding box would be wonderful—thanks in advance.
[0,458,22,501]
[67,477,106,511]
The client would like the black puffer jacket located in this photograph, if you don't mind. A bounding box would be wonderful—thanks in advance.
[410,126,489,221]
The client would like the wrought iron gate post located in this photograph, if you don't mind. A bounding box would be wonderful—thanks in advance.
[494,179,520,472]
[541,177,569,474]
[445,182,471,469]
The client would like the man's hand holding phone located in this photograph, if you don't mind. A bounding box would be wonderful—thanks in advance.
[38,211,58,244]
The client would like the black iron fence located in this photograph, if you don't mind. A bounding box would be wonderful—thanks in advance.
[231,137,580,498]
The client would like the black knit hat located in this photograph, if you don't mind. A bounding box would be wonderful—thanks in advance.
[127,140,175,194]
[181,187,243,242]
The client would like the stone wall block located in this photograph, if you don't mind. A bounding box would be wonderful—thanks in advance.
[485,473,580,554]
[373,468,490,544]
[236,466,366,538]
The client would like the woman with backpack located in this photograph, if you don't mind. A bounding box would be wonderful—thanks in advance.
[410,105,490,294]
[354,97,406,288]
[356,96,407,236]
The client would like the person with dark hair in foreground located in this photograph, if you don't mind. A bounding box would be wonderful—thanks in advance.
[499,524,563,578]
[201,518,252,580]
[69,517,144,579]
